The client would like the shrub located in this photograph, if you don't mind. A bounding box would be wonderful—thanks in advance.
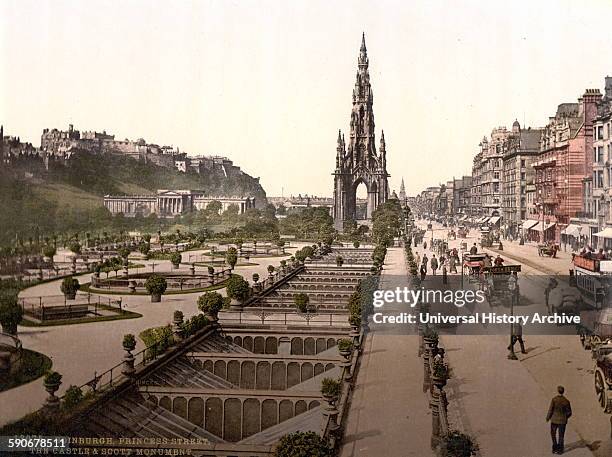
[226,275,250,302]
[336,255,344,266]
[170,252,182,265]
[0,291,23,334]
[122,334,136,351]
[182,314,209,337]
[294,293,310,313]
[320,377,341,399]
[273,431,333,457]
[349,313,361,327]
[198,292,225,315]
[144,275,167,296]
[337,338,353,352]
[353,240,360,248]
[138,243,151,256]
[42,245,56,258]
[140,325,174,359]
[439,431,479,457]
[267,265,275,275]
[60,277,80,296]
[62,385,83,409]
[207,266,215,275]
[252,273,260,283]
[173,310,184,322]
[68,241,81,254]
[117,247,131,260]
[44,371,62,386]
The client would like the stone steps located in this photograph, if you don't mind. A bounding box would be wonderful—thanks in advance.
[190,333,252,354]
[238,405,322,445]
[144,358,234,389]
[86,392,221,442]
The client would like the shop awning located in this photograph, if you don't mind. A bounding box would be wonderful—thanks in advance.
[530,222,556,232]
[594,227,612,239]
[488,216,501,225]
[561,224,581,237]
[521,220,539,230]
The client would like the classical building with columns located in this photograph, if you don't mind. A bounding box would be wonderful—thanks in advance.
[104,190,255,218]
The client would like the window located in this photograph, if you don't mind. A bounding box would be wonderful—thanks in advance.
[520,159,525,168]
[598,125,604,140]
[520,172,526,181]
[597,146,604,164]
[494,171,500,180]
[493,182,499,193]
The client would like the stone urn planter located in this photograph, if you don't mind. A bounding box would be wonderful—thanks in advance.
[43,372,62,411]
[121,334,136,377]
[128,280,137,294]
[60,277,80,300]
[150,293,162,303]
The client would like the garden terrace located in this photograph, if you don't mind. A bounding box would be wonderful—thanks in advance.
[310,247,375,265]
[67,323,350,451]
[89,269,232,294]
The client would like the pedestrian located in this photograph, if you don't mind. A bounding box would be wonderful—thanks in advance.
[470,243,478,255]
[494,254,504,266]
[423,241,427,250]
[430,255,438,276]
[442,260,448,284]
[546,386,572,454]
[545,278,558,314]
[422,253,428,267]
[449,255,457,273]
[508,321,526,354]
[420,261,427,281]
[416,252,421,267]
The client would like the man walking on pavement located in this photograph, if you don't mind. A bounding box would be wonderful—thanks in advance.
[546,386,572,454]
[430,254,439,276]
[508,321,526,355]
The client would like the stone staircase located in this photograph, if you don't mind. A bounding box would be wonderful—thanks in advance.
[238,405,323,445]
[190,333,252,354]
[144,358,235,389]
[83,391,221,442]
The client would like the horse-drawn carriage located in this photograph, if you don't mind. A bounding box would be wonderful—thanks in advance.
[482,264,522,306]
[463,253,487,283]
[457,226,468,238]
[538,243,558,257]
[592,342,612,413]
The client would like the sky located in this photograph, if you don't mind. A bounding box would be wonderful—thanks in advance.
[2,0,612,197]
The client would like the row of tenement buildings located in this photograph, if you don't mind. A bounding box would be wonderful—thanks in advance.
[1,123,242,176]
[413,77,612,248]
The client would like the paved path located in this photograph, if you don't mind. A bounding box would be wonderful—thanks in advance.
[341,247,435,457]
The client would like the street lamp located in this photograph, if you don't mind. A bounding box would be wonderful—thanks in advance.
[507,274,518,360]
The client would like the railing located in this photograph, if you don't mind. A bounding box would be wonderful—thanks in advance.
[60,338,167,400]
[19,293,123,321]
[0,332,22,352]
[219,310,349,326]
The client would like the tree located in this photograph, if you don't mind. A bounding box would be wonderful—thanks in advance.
[68,241,81,255]
[206,200,222,215]
[42,245,57,259]
[117,247,131,260]
[225,247,238,270]
[226,275,250,302]
[145,275,168,301]
[0,291,23,335]
[60,277,80,299]
[198,292,225,317]
[170,252,182,267]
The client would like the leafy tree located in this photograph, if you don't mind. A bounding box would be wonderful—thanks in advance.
[198,291,225,316]
[0,291,23,334]
[68,241,81,254]
[226,275,250,302]
[144,275,168,296]
[225,247,238,269]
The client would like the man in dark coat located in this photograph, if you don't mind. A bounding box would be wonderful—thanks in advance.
[546,386,572,454]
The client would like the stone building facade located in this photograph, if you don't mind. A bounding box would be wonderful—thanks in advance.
[104,190,255,218]
[502,122,542,236]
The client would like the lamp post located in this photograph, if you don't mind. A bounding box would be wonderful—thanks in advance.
[507,274,518,360]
